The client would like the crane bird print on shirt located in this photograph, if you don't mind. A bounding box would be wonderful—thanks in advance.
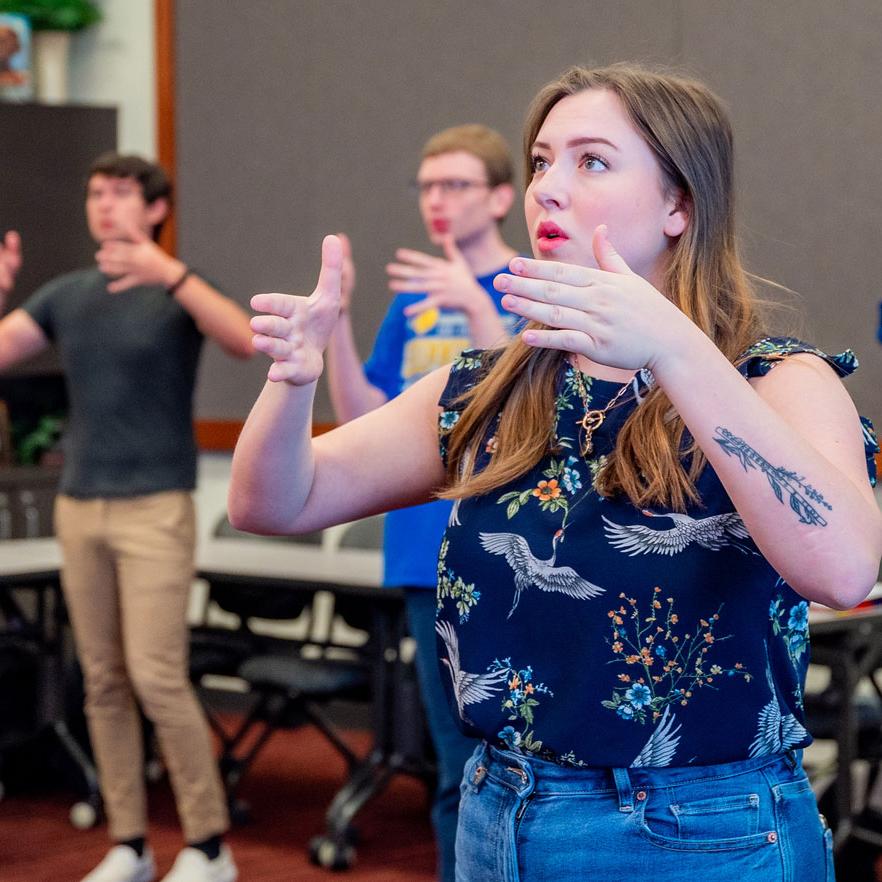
[630,706,682,768]
[435,619,507,724]
[748,662,808,757]
[478,529,606,618]
[602,510,756,557]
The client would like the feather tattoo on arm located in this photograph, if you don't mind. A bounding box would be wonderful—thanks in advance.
[712,427,832,527]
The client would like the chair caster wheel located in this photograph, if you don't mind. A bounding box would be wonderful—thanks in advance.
[229,798,251,825]
[70,795,101,829]
[309,835,355,870]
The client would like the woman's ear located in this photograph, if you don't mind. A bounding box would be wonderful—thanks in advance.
[663,190,690,238]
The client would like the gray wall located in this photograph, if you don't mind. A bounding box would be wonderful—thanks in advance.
[176,0,882,429]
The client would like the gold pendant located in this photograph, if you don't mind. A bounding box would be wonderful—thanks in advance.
[578,410,605,456]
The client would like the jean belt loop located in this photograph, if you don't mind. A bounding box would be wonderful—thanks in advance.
[612,767,634,813]
[784,749,798,771]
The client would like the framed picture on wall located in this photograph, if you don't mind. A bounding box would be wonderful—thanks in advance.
[0,13,33,102]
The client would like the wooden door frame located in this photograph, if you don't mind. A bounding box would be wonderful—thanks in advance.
[155,0,176,256]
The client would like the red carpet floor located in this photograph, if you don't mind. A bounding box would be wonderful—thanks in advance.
[0,726,436,881]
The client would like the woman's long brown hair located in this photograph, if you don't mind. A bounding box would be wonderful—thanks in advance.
[439,64,765,510]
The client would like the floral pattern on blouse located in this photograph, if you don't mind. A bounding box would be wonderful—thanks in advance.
[433,339,877,767]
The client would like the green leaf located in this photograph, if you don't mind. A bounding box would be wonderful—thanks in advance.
[0,0,102,30]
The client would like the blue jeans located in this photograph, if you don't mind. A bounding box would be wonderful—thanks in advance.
[456,742,834,882]
[404,588,480,882]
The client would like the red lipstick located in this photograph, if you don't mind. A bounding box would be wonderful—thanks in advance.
[536,220,569,253]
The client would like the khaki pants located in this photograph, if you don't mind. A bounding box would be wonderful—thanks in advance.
[55,492,228,842]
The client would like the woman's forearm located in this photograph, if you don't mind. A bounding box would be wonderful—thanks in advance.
[653,332,882,609]
[228,378,317,534]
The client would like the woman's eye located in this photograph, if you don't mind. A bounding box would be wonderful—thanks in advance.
[581,153,609,172]
[530,154,549,174]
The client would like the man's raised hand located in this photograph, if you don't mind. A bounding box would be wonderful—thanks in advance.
[95,220,184,293]
[250,235,343,385]
[388,235,485,318]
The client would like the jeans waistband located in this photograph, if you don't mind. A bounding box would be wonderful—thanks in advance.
[479,742,800,798]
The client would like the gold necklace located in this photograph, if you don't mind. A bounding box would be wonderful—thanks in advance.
[569,357,633,456]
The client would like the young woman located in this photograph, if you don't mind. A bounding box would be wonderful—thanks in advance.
[229,64,881,881]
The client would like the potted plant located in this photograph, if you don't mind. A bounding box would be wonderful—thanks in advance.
[0,0,101,103]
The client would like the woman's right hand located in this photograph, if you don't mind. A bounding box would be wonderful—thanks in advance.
[250,234,343,385]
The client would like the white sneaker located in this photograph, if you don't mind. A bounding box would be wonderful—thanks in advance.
[81,846,156,882]
[159,845,237,882]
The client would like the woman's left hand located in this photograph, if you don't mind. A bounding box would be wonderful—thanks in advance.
[494,225,697,372]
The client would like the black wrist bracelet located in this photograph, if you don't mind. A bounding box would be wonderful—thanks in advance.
[167,266,192,295]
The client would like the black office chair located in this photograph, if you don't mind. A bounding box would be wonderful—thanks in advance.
[224,594,373,826]
[189,518,381,829]
[0,582,102,826]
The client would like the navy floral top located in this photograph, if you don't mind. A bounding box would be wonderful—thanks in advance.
[435,337,878,768]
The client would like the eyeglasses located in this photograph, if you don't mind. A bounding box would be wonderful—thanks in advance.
[410,178,491,196]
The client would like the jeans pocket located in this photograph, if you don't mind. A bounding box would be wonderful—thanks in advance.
[672,792,761,839]
[640,788,773,853]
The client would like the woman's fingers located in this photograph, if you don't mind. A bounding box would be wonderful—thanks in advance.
[495,271,601,309]
[501,293,592,333]
[508,256,598,286]
[312,234,343,306]
[267,360,303,383]
[251,291,298,317]
[521,327,591,353]
[252,334,293,359]
[250,314,291,337]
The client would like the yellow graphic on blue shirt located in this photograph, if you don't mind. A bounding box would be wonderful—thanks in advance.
[402,307,519,389]
[401,308,470,388]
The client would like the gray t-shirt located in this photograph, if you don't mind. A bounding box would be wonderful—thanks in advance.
[22,267,204,498]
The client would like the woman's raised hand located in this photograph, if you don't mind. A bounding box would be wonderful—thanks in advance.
[250,235,343,385]
[494,225,696,372]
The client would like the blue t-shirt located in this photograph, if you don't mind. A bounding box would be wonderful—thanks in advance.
[364,267,518,588]
[435,338,878,768]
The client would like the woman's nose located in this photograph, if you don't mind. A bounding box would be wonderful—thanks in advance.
[530,170,569,211]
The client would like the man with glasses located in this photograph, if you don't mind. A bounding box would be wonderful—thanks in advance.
[325,124,518,882]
